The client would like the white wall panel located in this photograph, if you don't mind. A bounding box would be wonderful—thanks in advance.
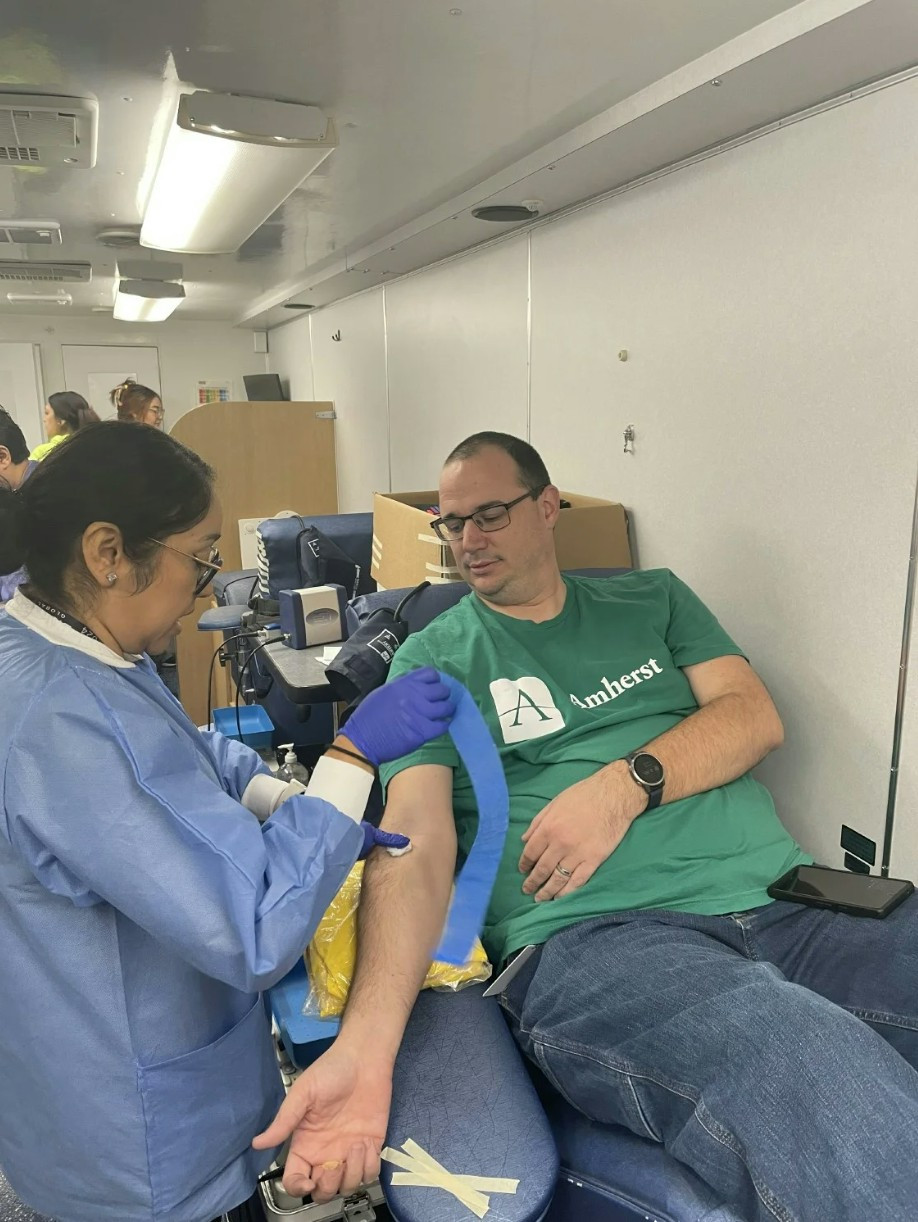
[530,79,918,866]
[0,342,44,452]
[385,237,529,490]
[268,314,315,403]
[310,290,390,512]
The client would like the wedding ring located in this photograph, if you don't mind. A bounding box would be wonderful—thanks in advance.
[554,864,573,878]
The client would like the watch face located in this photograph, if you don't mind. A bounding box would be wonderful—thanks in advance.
[633,753,664,786]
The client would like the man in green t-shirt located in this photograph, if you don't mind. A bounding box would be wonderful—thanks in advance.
[261,433,918,1219]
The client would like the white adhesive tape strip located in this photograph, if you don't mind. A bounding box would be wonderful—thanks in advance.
[381,1138,519,1219]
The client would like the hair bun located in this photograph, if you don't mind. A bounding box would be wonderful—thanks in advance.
[110,378,137,409]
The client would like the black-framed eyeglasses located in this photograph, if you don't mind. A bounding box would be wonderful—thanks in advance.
[430,486,546,542]
[149,539,223,596]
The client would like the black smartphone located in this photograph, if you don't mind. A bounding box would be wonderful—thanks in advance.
[767,864,914,918]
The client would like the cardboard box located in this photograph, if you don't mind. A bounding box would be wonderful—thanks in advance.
[371,489,632,589]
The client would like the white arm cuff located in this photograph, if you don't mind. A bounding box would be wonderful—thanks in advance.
[305,755,374,823]
[242,758,373,823]
[241,773,304,822]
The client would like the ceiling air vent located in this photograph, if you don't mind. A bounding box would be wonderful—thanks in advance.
[97,227,141,249]
[0,220,62,245]
[0,94,98,169]
[0,261,91,283]
[0,146,39,164]
[471,204,540,222]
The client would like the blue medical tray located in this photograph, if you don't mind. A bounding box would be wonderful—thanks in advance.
[212,704,274,749]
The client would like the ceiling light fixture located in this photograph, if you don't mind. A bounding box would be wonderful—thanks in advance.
[140,91,337,255]
[113,279,185,322]
[7,291,72,306]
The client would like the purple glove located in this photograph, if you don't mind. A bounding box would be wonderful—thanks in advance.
[344,666,455,766]
[359,822,411,859]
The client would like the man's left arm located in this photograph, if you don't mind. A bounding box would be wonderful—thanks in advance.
[636,654,784,802]
[520,655,784,900]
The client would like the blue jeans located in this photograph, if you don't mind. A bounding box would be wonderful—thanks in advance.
[499,896,918,1222]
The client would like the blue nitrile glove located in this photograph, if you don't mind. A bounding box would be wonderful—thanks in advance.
[359,821,411,859]
[344,666,455,766]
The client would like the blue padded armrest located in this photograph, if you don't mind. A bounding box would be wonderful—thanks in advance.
[214,569,260,605]
[198,604,250,632]
[199,570,261,631]
[384,984,558,1222]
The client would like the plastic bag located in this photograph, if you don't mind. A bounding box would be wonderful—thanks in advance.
[303,862,492,1018]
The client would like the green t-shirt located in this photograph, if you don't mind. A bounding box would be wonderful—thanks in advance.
[381,570,809,965]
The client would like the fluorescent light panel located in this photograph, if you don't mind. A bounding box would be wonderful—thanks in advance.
[7,291,72,305]
[140,92,337,255]
[113,279,185,322]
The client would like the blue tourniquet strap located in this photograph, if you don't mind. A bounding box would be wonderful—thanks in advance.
[434,672,509,965]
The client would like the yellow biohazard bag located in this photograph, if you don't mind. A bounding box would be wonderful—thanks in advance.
[303,862,491,1018]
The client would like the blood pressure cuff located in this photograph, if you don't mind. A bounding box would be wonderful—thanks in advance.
[325,581,436,704]
[325,608,408,704]
[297,525,363,601]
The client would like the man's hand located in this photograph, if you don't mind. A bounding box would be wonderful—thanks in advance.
[518,762,644,902]
[252,1043,393,1203]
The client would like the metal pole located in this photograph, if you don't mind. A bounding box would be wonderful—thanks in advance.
[881,459,918,875]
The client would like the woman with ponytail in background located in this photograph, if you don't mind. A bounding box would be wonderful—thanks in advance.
[30,391,100,461]
[111,379,164,427]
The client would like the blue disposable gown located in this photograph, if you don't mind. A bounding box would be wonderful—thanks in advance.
[0,600,363,1222]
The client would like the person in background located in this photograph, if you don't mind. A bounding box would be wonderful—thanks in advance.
[0,408,37,603]
[111,379,165,427]
[110,383,174,687]
[0,420,455,1222]
[30,390,100,461]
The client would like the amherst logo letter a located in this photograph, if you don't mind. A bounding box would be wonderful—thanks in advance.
[489,676,566,744]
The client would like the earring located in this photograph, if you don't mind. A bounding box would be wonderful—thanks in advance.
[107,573,118,585]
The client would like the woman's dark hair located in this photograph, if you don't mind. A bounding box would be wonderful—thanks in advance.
[0,407,28,465]
[0,421,214,607]
[445,431,551,491]
[48,391,100,433]
[111,379,161,422]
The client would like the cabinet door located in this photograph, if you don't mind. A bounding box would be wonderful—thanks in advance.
[170,400,337,727]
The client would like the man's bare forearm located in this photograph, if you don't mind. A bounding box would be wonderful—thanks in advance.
[601,668,784,814]
[645,689,781,799]
[338,766,456,1063]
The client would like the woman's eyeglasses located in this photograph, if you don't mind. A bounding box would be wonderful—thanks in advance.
[148,539,223,596]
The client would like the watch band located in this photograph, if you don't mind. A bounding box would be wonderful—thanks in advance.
[644,782,663,811]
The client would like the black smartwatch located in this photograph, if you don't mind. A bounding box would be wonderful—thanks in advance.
[625,751,665,811]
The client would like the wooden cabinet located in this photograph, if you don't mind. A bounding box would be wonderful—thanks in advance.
[169,400,338,727]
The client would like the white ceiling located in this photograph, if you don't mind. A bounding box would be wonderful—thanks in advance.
[0,0,914,328]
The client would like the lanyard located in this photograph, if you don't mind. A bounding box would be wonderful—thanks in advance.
[29,596,102,644]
